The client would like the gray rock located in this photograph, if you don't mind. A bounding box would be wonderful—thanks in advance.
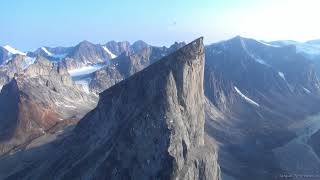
[1,38,220,180]
[204,36,320,180]
[0,56,98,156]
[89,41,186,93]
[105,40,132,56]
[62,40,112,70]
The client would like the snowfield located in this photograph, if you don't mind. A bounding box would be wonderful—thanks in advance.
[102,46,117,59]
[22,57,36,70]
[41,47,53,56]
[3,45,26,56]
[68,64,105,77]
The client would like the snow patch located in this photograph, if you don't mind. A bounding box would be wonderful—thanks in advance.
[255,58,269,66]
[41,47,53,56]
[22,57,36,70]
[278,72,285,80]
[303,87,311,94]
[234,86,259,107]
[239,38,270,66]
[39,47,66,60]
[3,45,26,56]
[74,78,91,94]
[39,128,46,134]
[55,102,76,108]
[102,46,117,59]
[68,64,105,77]
[258,40,280,47]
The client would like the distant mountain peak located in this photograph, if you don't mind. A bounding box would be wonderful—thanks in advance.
[131,40,149,52]
[79,40,92,44]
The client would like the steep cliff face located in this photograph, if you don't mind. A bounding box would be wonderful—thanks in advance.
[0,57,97,155]
[1,38,220,180]
[0,55,37,89]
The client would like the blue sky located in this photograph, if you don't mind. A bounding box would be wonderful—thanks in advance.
[1,0,319,51]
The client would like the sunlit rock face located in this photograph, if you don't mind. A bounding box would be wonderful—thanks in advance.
[0,56,97,156]
[0,38,220,180]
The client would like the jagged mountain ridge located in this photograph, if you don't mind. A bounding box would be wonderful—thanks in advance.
[204,36,320,180]
[89,41,186,93]
[0,38,221,180]
[27,40,181,71]
[1,36,320,180]
[0,56,98,156]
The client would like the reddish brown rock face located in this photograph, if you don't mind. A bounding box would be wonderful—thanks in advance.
[17,98,60,133]
[0,57,98,155]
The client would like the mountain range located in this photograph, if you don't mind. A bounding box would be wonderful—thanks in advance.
[0,36,320,180]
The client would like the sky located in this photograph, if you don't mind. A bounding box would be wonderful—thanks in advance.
[1,0,320,51]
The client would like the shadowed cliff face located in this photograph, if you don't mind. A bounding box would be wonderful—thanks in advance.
[0,38,221,180]
[204,36,320,180]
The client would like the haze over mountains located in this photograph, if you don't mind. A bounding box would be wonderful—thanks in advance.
[1,36,320,180]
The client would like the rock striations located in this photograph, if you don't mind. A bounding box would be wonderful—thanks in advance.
[2,38,221,180]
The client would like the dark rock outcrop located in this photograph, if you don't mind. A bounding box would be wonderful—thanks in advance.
[0,38,220,180]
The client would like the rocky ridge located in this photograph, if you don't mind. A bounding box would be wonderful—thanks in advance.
[0,38,221,180]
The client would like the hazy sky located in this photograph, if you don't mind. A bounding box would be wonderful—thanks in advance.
[1,0,319,51]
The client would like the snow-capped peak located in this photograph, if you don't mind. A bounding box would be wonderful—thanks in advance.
[3,45,26,56]
[102,46,117,59]
[41,47,53,56]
